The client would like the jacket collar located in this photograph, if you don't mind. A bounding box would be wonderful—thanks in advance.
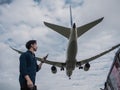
[27,50,35,56]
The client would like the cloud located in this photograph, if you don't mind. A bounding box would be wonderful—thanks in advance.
[0,0,12,5]
[65,0,84,7]
[34,0,41,4]
[0,0,120,90]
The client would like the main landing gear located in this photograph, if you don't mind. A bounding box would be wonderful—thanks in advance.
[60,67,64,71]
[79,66,83,69]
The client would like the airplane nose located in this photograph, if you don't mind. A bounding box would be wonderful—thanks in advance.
[67,70,72,79]
[73,23,76,29]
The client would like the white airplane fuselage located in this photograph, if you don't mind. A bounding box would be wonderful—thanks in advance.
[66,23,77,78]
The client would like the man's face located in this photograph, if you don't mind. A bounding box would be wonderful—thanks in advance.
[31,43,38,51]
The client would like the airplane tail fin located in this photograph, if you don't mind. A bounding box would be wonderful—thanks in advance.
[70,5,73,27]
[44,6,74,39]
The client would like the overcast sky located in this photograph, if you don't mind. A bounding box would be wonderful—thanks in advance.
[0,0,120,90]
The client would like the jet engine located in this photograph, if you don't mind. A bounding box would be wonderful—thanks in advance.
[51,66,57,74]
[84,63,90,71]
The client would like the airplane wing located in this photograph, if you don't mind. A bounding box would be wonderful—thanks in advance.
[10,46,24,54]
[76,43,120,66]
[44,22,70,39]
[77,17,104,38]
[10,47,66,68]
[36,57,66,68]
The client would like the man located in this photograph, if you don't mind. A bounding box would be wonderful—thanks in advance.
[19,40,47,90]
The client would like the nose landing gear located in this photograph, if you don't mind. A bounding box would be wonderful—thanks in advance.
[69,77,71,79]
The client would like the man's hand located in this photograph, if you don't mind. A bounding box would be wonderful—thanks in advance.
[38,54,48,69]
[25,75,34,89]
[41,54,48,63]
[27,79,34,89]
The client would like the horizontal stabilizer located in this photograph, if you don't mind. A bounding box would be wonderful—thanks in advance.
[44,22,70,39]
[77,17,104,38]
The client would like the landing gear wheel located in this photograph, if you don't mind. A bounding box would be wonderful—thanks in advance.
[60,67,64,71]
[69,77,71,79]
[79,66,83,69]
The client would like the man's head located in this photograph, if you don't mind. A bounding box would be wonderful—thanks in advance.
[26,40,38,51]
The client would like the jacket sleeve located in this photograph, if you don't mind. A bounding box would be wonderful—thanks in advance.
[19,53,28,77]
[36,64,40,72]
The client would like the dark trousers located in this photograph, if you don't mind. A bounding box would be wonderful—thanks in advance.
[21,85,37,90]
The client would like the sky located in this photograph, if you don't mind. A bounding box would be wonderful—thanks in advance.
[0,0,120,90]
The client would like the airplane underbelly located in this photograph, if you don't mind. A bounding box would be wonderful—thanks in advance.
[66,59,76,70]
[67,40,77,59]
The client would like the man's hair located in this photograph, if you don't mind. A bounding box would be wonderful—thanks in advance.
[26,40,37,49]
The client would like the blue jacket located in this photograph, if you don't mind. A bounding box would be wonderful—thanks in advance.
[19,50,40,87]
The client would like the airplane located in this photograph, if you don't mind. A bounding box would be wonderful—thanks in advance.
[11,6,120,79]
